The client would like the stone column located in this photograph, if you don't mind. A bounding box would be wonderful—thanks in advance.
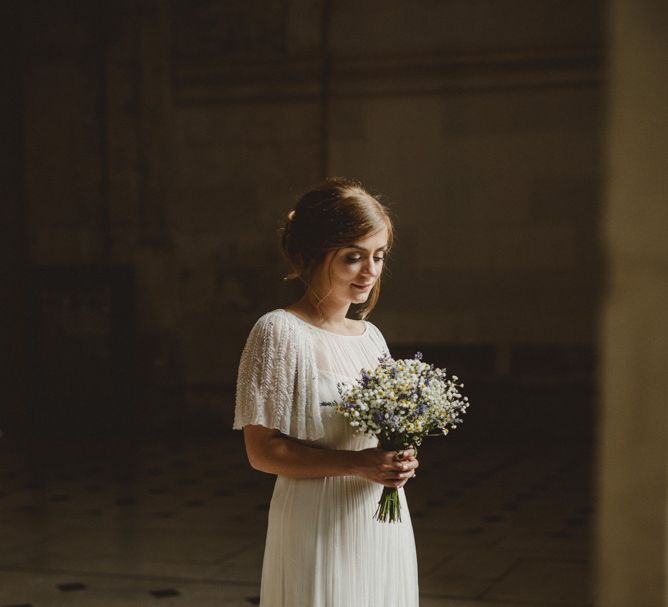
[105,0,180,428]
[597,1,668,605]
[105,0,173,254]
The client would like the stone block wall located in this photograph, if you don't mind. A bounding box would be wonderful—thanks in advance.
[3,0,606,436]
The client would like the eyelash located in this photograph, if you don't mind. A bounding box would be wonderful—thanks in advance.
[345,256,385,264]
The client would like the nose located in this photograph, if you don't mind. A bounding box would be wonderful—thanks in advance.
[362,256,380,277]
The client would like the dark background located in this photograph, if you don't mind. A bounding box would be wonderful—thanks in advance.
[0,0,605,445]
[3,2,668,606]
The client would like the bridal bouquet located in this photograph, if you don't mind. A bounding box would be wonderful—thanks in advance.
[325,352,469,523]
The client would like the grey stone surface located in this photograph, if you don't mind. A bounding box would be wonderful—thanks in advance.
[0,435,594,606]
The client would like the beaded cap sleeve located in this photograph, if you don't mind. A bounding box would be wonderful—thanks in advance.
[233,310,325,440]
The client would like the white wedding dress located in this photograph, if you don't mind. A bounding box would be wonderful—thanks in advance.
[233,308,419,607]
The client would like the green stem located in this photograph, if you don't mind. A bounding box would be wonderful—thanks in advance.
[374,487,402,523]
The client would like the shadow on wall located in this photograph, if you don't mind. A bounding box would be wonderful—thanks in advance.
[16,265,144,440]
[391,343,597,445]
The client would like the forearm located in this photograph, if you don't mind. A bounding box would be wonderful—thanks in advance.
[249,433,359,479]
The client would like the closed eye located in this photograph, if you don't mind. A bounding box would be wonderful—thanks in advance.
[345,256,385,264]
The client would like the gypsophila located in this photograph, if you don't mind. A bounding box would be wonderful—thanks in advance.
[322,351,470,523]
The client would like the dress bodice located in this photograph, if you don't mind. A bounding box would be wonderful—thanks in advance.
[233,308,390,449]
[282,310,389,451]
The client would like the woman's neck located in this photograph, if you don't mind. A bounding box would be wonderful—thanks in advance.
[287,292,353,331]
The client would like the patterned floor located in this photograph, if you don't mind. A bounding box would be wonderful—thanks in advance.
[0,430,595,606]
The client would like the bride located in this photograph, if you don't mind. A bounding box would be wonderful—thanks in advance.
[233,177,420,607]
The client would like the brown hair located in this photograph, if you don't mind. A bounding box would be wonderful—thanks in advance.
[279,177,394,319]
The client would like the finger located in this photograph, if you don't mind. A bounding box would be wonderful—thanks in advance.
[394,462,417,473]
[384,479,403,488]
[381,463,403,473]
[384,472,408,481]
[391,451,406,463]
[386,464,408,475]
[383,456,418,473]
[386,469,415,481]
[388,472,409,480]
[383,461,413,473]
[392,449,414,461]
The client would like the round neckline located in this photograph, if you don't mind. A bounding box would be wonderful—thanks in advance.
[280,309,368,338]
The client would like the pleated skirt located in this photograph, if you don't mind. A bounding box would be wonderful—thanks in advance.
[259,475,420,607]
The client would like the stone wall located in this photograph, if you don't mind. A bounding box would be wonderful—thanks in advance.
[6,0,605,434]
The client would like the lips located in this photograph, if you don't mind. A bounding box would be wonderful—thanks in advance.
[352,283,373,289]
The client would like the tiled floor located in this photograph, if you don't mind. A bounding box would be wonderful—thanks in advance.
[0,431,596,606]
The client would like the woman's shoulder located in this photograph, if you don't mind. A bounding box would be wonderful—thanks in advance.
[250,308,382,341]
[251,308,299,331]
[362,317,390,352]
[362,316,383,336]
[245,308,307,344]
[240,309,313,370]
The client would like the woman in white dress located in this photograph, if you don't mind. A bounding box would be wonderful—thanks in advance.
[233,178,420,607]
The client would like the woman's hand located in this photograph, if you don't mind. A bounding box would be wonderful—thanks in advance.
[353,447,419,488]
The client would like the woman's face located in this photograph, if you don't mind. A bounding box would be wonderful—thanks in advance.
[310,226,389,306]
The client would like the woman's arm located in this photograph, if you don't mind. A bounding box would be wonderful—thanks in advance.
[243,424,419,488]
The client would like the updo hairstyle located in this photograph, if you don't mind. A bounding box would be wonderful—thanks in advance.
[279,177,394,318]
